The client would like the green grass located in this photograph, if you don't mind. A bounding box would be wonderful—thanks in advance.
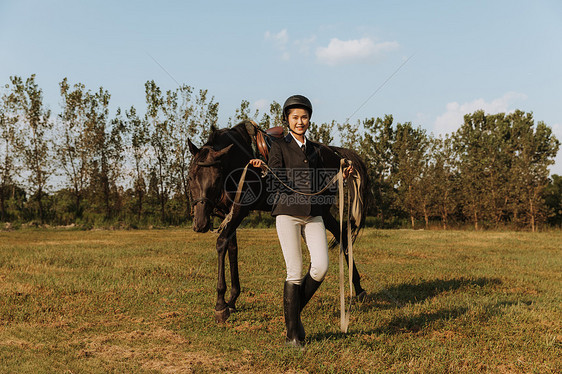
[1,228,561,373]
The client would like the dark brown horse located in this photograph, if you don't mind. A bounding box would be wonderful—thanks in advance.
[187,120,370,322]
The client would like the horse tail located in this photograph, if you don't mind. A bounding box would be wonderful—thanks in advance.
[327,145,372,249]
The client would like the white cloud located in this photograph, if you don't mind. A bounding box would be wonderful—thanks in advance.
[264,29,288,46]
[265,31,399,65]
[315,37,399,66]
[253,98,269,112]
[294,35,317,55]
[265,29,291,59]
[433,92,528,136]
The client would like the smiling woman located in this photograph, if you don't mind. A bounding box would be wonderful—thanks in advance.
[250,94,355,348]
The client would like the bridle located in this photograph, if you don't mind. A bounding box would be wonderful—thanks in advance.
[195,160,221,167]
[190,159,222,214]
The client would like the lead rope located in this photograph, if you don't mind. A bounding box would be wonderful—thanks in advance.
[338,158,354,333]
[216,163,251,233]
[217,162,343,233]
[217,159,358,333]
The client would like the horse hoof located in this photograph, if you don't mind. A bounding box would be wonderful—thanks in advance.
[215,308,230,323]
[356,290,367,302]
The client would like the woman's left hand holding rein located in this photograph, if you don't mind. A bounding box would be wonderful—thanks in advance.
[343,165,354,179]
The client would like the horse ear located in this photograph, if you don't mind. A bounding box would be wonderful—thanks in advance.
[214,144,233,158]
[207,125,219,144]
[188,138,200,156]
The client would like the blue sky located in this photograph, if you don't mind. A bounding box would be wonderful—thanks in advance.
[1,0,561,174]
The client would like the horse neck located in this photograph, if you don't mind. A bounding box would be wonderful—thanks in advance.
[217,128,253,168]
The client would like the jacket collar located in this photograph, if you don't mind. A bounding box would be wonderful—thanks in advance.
[284,132,310,146]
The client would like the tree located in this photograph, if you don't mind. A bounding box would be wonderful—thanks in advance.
[391,122,429,228]
[482,113,513,227]
[107,109,126,217]
[145,80,171,223]
[228,99,259,126]
[308,121,335,144]
[337,120,362,151]
[9,75,52,223]
[426,135,458,229]
[454,110,559,230]
[165,85,193,220]
[125,105,149,221]
[415,142,434,229]
[193,88,219,144]
[258,101,283,128]
[507,111,559,231]
[544,174,562,227]
[167,86,219,219]
[359,115,396,221]
[84,86,124,219]
[56,78,90,219]
[454,111,493,230]
[0,82,20,221]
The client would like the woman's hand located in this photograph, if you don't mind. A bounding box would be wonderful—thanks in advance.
[249,159,265,169]
[343,165,354,179]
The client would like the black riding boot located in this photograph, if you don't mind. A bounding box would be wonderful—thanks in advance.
[295,272,323,341]
[283,281,303,347]
[300,271,323,312]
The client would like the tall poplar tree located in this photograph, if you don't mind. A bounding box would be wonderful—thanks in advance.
[359,115,395,220]
[454,111,490,230]
[0,84,20,221]
[507,110,559,231]
[57,78,90,219]
[258,101,283,129]
[426,136,458,229]
[84,87,124,219]
[10,75,52,223]
[145,80,171,222]
[391,122,429,228]
[125,105,149,221]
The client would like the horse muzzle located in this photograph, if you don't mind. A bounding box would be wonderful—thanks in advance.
[193,219,212,233]
[192,201,213,233]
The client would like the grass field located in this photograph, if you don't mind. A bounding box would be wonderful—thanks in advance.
[1,228,561,373]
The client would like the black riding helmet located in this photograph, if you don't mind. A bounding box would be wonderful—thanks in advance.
[282,95,313,123]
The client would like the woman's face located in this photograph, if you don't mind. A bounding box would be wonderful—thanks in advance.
[287,108,310,136]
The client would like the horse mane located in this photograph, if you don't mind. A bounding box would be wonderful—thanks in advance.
[204,121,252,151]
[190,123,249,167]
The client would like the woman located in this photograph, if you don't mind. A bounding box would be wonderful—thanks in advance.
[250,95,353,347]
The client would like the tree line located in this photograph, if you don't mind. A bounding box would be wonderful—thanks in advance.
[1,75,560,230]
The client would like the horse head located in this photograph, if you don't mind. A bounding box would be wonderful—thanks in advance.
[188,138,233,233]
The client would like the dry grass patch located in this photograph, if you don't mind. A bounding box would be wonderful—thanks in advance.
[1,228,560,373]
[77,327,229,373]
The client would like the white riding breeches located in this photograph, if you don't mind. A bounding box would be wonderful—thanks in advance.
[275,215,329,285]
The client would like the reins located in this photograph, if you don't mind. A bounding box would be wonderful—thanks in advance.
[262,163,343,196]
[217,159,360,333]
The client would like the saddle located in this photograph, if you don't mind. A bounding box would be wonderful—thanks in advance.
[246,120,284,161]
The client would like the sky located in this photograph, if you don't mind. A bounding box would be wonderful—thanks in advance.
[1,0,561,174]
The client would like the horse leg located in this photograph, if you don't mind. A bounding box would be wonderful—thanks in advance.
[215,235,230,323]
[214,208,247,322]
[226,231,240,312]
[322,212,366,299]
